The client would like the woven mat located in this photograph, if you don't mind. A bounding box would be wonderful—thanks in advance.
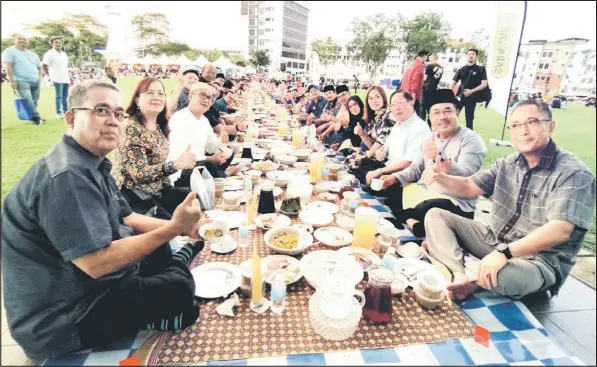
[147,198,474,365]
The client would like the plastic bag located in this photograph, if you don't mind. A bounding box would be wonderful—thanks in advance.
[190,166,215,210]
[14,90,32,121]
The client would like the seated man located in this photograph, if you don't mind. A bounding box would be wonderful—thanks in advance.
[424,99,596,300]
[356,90,430,185]
[1,79,211,360]
[300,85,327,126]
[204,83,244,144]
[215,89,235,114]
[315,85,341,132]
[379,89,487,234]
[320,84,351,147]
[166,65,200,112]
[168,82,234,180]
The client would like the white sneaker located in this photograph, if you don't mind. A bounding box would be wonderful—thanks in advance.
[57,113,64,119]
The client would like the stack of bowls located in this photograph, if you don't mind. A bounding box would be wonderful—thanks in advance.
[413,271,447,310]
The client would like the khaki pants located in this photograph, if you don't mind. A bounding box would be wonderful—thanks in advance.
[424,208,552,299]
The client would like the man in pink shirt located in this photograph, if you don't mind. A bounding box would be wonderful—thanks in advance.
[400,51,428,119]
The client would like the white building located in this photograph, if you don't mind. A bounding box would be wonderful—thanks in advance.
[240,1,310,74]
[513,40,546,92]
[558,47,596,96]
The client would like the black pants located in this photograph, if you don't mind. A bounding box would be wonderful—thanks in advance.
[354,157,385,185]
[386,184,475,236]
[74,243,197,349]
[419,92,432,128]
[457,98,477,130]
[175,155,234,188]
[121,186,192,219]
[414,99,422,119]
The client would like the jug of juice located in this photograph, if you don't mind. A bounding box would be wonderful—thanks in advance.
[352,207,379,249]
[362,267,394,324]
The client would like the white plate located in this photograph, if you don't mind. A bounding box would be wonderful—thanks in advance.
[275,201,301,216]
[255,213,292,230]
[286,168,308,175]
[300,250,364,288]
[264,226,313,255]
[209,235,238,254]
[314,226,353,247]
[299,209,334,228]
[337,246,381,270]
[305,201,339,214]
[224,181,244,191]
[392,258,436,287]
[262,255,302,285]
[377,218,395,233]
[396,244,424,259]
[205,210,247,228]
[273,186,283,198]
[293,162,310,169]
[191,262,242,299]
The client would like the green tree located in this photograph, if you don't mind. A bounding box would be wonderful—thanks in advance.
[131,12,170,55]
[203,49,222,62]
[400,11,451,60]
[143,41,192,56]
[461,41,488,65]
[347,13,403,81]
[249,49,271,71]
[311,37,341,67]
[1,37,13,53]
[464,28,490,65]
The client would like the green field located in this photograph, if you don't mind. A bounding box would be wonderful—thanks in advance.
[2,77,595,250]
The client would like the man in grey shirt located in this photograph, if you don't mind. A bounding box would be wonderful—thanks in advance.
[425,99,596,300]
[1,79,211,360]
[380,89,487,237]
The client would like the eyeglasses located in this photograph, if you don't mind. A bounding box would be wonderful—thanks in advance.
[430,108,457,117]
[71,106,128,122]
[190,92,216,102]
[142,90,166,98]
[507,118,550,131]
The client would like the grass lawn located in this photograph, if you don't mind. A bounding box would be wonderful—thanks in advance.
[2,78,596,251]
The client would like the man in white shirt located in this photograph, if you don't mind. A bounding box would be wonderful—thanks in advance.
[42,37,70,118]
[168,82,232,185]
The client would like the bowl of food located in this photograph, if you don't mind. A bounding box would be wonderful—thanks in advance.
[198,221,230,244]
[277,154,298,166]
[299,209,334,228]
[266,170,293,187]
[290,149,311,161]
[252,160,279,174]
[265,226,313,255]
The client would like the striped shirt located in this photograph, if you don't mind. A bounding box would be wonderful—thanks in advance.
[471,139,596,295]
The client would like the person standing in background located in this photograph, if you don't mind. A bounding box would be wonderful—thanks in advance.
[421,53,443,125]
[451,49,488,130]
[2,33,44,125]
[42,37,70,119]
[400,51,428,120]
[105,60,119,84]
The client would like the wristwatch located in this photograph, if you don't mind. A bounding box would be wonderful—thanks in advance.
[496,243,513,259]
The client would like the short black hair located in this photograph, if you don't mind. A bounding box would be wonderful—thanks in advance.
[222,80,234,89]
[389,89,414,103]
[417,50,429,57]
[50,36,61,43]
[216,73,225,79]
[466,48,479,55]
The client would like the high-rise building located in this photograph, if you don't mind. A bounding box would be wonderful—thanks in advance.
[240,1,310,73]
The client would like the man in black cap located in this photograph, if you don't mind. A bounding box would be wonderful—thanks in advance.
[450,48,489,130]
[378,89,487,235]
[401,50,428,119]
[320,84,351,146]
[315,85,341,133]
[167,65,200,112]
[301,85,327,127]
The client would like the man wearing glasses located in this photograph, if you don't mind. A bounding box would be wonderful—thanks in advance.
[168,82,234,181]
[379,89,487,237]
[1,79,212,360]
[423,99,596,301]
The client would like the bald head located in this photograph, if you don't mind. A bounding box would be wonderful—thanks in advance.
[202,64,217,82]
[189,82,216,114]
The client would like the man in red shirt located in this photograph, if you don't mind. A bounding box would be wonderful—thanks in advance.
[400,50,428,119]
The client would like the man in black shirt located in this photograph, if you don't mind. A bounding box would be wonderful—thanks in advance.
[421,53,443,123]
[451,49,488,130]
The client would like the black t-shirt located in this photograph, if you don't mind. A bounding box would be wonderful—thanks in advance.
[453,64,487,93]
[424,63,443,92]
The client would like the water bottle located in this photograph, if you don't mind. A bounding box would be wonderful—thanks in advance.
[270,274,286,313]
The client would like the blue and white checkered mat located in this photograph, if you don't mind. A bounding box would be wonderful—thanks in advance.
[42,195,584,366]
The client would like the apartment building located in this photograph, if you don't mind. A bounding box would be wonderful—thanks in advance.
[240,1,310,73]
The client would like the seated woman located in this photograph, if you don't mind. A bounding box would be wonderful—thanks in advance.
[112,77,196,218]
[345,86,392,184]
[363,90,431,189]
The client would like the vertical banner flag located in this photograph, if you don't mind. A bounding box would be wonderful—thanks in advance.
[486,1,527,117]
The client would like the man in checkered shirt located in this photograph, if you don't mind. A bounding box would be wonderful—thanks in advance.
[424,99,596,300]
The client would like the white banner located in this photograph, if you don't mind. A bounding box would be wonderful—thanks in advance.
[485,1,527,117]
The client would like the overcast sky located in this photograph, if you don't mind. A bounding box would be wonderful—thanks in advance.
[2,1,595,50]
